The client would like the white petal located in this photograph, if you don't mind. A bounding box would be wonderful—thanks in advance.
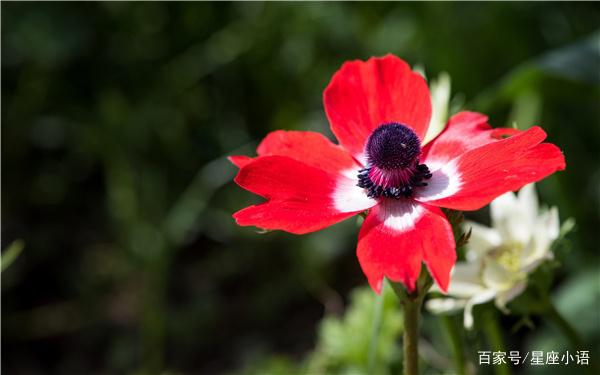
[463,221,502,261]
[520,207,559,268]
[464,290,497,329]
[517,183,539,228]
[452,262,483,284]
[490,190,518,223]
[426,297,467,314]
[520,256,549,274]
[448,280,488,299]
[495,280,527,312]
[490,190,531,244]
[482,260,520,291]
[413,159,462,202]
[464,309,474,330]
[442,262,488,299]
[545,206,560,241]
[332,173,377,213]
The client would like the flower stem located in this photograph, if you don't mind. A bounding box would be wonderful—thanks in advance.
[368,281,385,374]
[403,295,423,375]
[391,271,432,375]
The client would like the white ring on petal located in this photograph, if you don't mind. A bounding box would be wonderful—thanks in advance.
[377,199,424,232]
[356,153,368,167]
[413,159,462,202]
[339,167,360,180]
[332,173,377,213]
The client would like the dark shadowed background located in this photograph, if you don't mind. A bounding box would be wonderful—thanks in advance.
[2,2,599,374]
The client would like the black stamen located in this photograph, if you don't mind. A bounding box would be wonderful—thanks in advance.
[357,163,432,199]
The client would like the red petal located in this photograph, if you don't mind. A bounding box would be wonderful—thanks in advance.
[257,130,359,173]
[357,200,455,294]
[422,111,517,164]
[417,126,566,210]
[491,127,521,139]
[234,155,376,234]
[228,155,253,168]
[229,130,359,172]
[421,206,457,293]
[324,54,431,160]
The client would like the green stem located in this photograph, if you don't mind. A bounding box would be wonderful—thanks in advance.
[403,295,423,375]
[368,282,385,374]
[391,272,432,375]
[482,309,510,375]
[440,315,465,375]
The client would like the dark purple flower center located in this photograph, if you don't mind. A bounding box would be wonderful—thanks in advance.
[365,123,422,169]
[357,123,432,199]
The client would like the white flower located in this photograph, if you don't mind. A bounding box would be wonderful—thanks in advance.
[426,183,560,329]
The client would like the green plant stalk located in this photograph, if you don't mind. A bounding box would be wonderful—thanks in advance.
[482,309,510,375]
[403,294,423,375]
[390,205,464,374]
[391,271,432,375]
[440,315,466,375]
[368,282,386,374]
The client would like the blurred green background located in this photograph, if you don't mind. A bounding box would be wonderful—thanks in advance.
[2,2,599,374]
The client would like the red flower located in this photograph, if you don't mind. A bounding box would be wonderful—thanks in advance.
[230,55,565,294]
